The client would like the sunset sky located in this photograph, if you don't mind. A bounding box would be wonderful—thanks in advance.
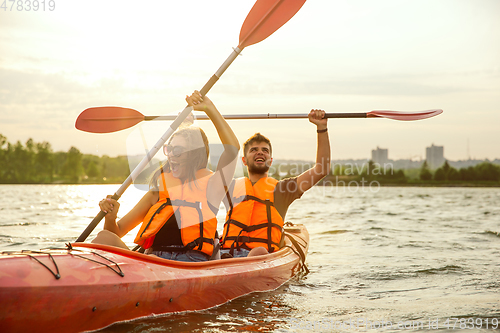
[1,0,499,162]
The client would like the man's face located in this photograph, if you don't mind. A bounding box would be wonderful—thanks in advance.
[243,142,272,175]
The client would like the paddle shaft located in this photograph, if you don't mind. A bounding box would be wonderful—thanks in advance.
[143,112,368,121]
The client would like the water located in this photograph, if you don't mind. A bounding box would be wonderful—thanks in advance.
[1,184,499,332]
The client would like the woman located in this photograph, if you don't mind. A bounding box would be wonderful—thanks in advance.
[92,91,239,262]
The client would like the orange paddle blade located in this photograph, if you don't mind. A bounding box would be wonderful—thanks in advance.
[75,107,144,133]
[239,0,306,48]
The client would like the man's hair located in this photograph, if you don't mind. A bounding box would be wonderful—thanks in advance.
[243,132,272,156]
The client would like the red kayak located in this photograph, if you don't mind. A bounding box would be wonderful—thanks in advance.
[0,224,308,333]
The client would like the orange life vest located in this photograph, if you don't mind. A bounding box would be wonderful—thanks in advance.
[134,169,217,256]
[221,177,284,253]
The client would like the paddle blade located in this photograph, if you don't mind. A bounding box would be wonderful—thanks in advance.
[75,107,144,133]
[239,0,306,48]
[367,109,443,121]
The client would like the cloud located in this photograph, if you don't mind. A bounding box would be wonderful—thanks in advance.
[0,67,167,108]
[0,67,193,142]
[0,68,84,104]
[216,71,475,97]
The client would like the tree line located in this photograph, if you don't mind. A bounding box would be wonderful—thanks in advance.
[1,134,499,185]
[0,134,130,184]
[358,160,500,183]
[319,160,500,185]
[419,160,500,182]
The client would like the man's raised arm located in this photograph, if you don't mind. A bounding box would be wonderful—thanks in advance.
[296,109,331,193]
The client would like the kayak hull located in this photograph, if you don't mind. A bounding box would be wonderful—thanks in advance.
[0,225,308,333]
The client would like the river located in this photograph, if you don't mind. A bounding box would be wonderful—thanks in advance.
[1,184,499,332]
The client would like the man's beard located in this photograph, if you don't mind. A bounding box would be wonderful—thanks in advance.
[247,161,270,175]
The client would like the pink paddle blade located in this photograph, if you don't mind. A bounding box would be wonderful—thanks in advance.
[367,109,443,121]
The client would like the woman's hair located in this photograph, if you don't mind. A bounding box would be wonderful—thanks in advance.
[149,126,209,190]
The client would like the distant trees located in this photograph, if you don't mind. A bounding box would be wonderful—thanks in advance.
[0,134,130,184]
[320,160,407,184]
[62,147,84,183]
[359,160,406,182]
[0,137,40,183]
[476,162,500,181]
[2,133,499,185]
[418,159,500,182]
[419,161,432,181]
[36,141,54,183]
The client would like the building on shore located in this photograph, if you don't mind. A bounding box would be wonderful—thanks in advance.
[371,147,389,165]
[426,144,445,169]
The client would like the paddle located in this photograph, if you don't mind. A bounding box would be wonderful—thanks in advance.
[75,0,307,243]
[76,107,443,133]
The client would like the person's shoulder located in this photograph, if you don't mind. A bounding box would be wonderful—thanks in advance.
[275,176,299,192]
[144,189,160,205]
[274,176,303,206]
[277,176,298,185]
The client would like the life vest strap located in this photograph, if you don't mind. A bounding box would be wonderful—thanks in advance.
[242,221,283,232]
[220,215,244,248]
[220,219,282,246]
[185,237,214,249]
[139,198,210,251]
[139,199,172,238]
[170,199,201,209]
[222,219,247,230]
[152,235,214,252]
[265,199,273,252]
[231,194,275,207]
[223,235,280,250]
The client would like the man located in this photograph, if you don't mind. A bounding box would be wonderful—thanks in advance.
[219,109,330,257]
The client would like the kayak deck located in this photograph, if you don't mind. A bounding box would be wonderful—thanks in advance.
[0,224,308,333]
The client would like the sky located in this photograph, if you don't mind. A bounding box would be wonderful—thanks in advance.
[1,0,499,163]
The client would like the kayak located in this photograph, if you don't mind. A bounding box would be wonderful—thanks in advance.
[0,224,308,333]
